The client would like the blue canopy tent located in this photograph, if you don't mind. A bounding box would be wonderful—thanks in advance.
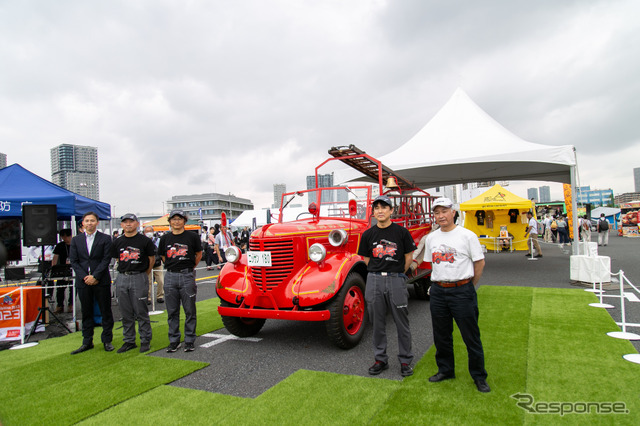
[0,164,111,220]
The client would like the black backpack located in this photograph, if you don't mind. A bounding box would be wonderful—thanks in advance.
[598,219,609,231]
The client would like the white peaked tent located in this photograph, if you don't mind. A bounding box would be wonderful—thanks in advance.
[377,88,576,187]
[337,88,580,252]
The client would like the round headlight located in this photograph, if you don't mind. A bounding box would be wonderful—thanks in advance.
[308,243,326,263]
[328,229,348,247]
[225,246,241,264]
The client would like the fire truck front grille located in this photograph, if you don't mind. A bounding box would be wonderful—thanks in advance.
[249,239,295,291]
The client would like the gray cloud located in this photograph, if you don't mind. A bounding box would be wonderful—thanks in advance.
[1,0,639,214]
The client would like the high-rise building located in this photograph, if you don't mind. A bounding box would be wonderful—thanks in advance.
[538,186,551,203]
[634,167,640,192]
[0,152,6,169]
[51,144,100,200]
[273,183,286,208]
[305,173,348,204]
[527,188,538,202]
[307,173,333,204]
[306,173,334,190]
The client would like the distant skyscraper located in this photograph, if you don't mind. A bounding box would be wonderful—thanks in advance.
[273,183,286,208]
[0,152,6,169]
[306,173,334,203]
[51,144,100,200]
[634,167,640,192]
[538,186,551,203]
[527,187,539,202]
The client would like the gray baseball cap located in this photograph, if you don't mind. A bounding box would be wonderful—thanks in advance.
[372,194,393,207]
[120,213,139,222]
[168,209,188,220]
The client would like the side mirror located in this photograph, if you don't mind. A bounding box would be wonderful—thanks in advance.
[308,202,319,217]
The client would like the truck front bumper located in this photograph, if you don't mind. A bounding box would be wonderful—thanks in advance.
[217,306,330,321]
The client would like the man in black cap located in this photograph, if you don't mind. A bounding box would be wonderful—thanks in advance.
[424,197,490,393]
[112,214,156,353]
[357,194,416,377]
[158,209,202,353]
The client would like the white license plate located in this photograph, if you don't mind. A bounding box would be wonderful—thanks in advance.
[247,251,272,267]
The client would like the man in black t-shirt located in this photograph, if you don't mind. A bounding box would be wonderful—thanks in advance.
[357,195,416,377]
[159,209,203,353]
[51,229,73,313]
[112,214,156,353]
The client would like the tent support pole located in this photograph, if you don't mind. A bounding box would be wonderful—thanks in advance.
[570,161,579,256]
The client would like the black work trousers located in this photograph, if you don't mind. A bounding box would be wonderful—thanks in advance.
[77,284,114,345]
[205,247,219,266]
[429,282,487,380]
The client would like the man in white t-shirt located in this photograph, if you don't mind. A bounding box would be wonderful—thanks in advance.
[424,197,489,393]
[525,212,542,258]
[214,224,235,265]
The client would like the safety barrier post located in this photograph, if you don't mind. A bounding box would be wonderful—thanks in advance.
[607,270,640,340]
[527,237,537,261]
[149,279,163,316]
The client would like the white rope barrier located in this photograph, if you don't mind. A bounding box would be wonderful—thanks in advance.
[2,262,223,350]
[606,270,640,341]
[572,256,640,362]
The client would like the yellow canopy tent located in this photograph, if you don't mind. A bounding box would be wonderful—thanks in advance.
[460,184,534,251]
[142,214,201,232]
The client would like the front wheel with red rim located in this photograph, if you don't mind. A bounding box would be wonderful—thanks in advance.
[326,272,367,349]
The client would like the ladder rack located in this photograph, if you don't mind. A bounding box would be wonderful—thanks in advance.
[327,145,415,192]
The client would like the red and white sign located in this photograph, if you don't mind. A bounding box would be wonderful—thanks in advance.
[0,286,43,341]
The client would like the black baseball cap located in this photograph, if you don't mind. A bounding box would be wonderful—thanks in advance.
[120,213,139,222]
[372,195,393,207]
[169,209,188,220]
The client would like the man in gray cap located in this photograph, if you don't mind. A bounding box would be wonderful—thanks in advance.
[357,194,416,377]
[158,209,203,353]
[423,197,490,392]
[111,214,156,353]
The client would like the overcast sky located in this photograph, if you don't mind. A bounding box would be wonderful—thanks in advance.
[2,0,639,215]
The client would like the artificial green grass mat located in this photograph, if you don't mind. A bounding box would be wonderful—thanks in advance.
[82,370,401,425]
[3,287,639,425]
[0,298,222,425]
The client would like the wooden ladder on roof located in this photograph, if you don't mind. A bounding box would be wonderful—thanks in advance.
[327,145,415,192]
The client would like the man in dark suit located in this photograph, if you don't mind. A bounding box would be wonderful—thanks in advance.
[69,211,114,354]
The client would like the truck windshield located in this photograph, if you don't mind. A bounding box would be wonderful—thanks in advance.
[314,188,368,219]
[280,186,370,221]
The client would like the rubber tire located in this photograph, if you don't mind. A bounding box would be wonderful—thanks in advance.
[413,277,431,300]
[325,272,367,349]
[219,299,266,337]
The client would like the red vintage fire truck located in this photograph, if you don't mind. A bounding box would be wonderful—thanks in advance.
[217,145,435,348]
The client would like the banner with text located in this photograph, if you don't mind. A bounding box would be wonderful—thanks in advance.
[0,286,43,341]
